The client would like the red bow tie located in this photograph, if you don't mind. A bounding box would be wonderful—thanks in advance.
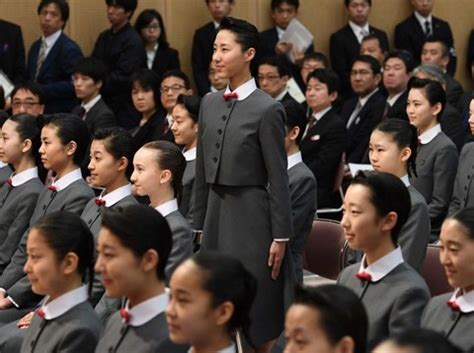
[355,271,372,282]
[95,198,106,206]
[5,178,12,186]
[223,92,238,101]
[447,300,461,312]
[36,308,46,319]
[120,308,131,323]
[48,185,57,192]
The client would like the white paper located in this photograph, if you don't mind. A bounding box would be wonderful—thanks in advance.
[0,71,14,98]
[280,18,314,63]
[348,163,373,177]
[286,78,306,103]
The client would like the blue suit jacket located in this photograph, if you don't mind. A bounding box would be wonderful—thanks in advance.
[26,32,83,113]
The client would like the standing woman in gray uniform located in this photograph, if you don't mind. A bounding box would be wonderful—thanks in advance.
[0,114,13,186]
[193,17,294,352]
[0,114,43,274]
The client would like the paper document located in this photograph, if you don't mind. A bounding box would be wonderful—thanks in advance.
[280,18,314,63]
[0,71,14,98]
[348,163,373,177]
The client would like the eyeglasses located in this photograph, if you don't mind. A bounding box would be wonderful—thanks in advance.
[257,75,281,82]
[160,84,186,93]
[11,101,41,109]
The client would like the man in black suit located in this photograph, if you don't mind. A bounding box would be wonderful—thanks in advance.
[341,55,384,163]
[71,57,116,136]
[373,50,415,124]
[92,0,145,129]
[191,0,234,96]
[0,19,25,84]
[421,38,463,107]
[258,56,298,105]
[395,0,456,76]
[330,0,389,98]
[301,69,346,208]
[360,34,386,67]
[297,52,328,91]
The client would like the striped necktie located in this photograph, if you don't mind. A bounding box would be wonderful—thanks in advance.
[35,40,47,82]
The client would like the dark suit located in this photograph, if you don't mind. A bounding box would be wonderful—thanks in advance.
[0,19,25,83]
[440,102,465,152]
[373,91,409,123]
[341,90,385,163]
[468,30,474,71]
[330,25,389,97]
[71,98,116,136]
[300,109,346,207]
[395,14,456,75]
[444,74,464,108]
[191,22,217,96]
[27,32,83,113]
[422,292,474,352]
[131,110,170,154]
[180,159,195,227]
[338,261,430,349]
[146,45,180,82]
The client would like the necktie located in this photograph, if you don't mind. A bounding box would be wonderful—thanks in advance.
[95,198,106,206]
[346,101,363,129]
[425,20,432,38]
[223,92,239,101]
[76,107,86,120]
[447,300,461,312]
[355,271,372,282]
[120,308,131,323]
[382,101,391,121]
[308,115,317,130]
[360,29,369,42]
[35,40,47,82]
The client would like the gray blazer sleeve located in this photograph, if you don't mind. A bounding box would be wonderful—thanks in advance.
[165,212,193,280]
[448,143,473,215]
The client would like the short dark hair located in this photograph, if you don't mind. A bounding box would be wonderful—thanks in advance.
[161,69,192,90]
[351,171,411,245]
[218,17,260,54]
[43,113,90,165]
[271,0,299,11]
[11,82,45,105]
[303,52,329,68]
[93,127,134,178]
[448,207,474,241]
[282,100,307,145]
[134,9,169,48]
[408,77,446,118]
[189,251,257,338]
[381,329,463,353]
[361,34,389,52]
[259,56,291,78]
[384,49,416,73]
[352,55,382,75]
[423,37,449,58]
[345,0,371,7]
[307,68,340,95]
[32,211,95,294]
[101,205,172,281]
[105,0,137,17]
[73,57,107,83]
[293,284,368,353]
[176,95,201,123]
[130,69,161,108]
[38,0,69,25]
[205,0,234,4]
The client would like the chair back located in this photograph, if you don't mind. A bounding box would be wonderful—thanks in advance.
[421,244,452,296]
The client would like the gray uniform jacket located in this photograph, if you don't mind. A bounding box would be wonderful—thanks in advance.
[449,142,474,215]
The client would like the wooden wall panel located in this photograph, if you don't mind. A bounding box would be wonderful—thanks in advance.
[1,0,473,88]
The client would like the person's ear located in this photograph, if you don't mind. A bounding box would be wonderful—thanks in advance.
[21,138,33,154]
[62,252,80,275]
[116,156,128,173]
[214,301,234,327]
[142,249,159,273]
[66,141,78,158]
[400,147,412,163]
[244,48,256,63]
[381,211,398,232]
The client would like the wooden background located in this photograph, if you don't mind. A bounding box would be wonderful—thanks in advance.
[2,0,473,89]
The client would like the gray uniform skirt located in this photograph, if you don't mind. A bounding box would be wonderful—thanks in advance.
[201,184,286,345]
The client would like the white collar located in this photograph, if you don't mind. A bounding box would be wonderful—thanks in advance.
[154,198,178,217]
[400,174,410,187]
[166,113,173,127]
[99,184,132,207]
[210,86,219,92]
[359,247,404,282]
[0,161,8,168]
[450,289,474,314]
[213,21,220,30]
[9,167,39,187]
[414,11,432,27]
[82,94,102,113]
[287,151,303,170]
[224,78,257,101]
[359,88,379,107]
[42,30,62,49]
[275,88,289,101]
[387,91,405,107]
[188,343,236,353]
[419,124,441,145]
[124,292,168,327]
[313,106,332,122]
[50,169,83,192]
[276,26,285,40]
[183,147,196,162]
[349,21,370,42]
[41,285,88,320]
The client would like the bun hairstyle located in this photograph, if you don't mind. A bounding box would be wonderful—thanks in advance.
[351,171,411,245]
[190,251,257,340]
[142,140,186,203]
[101,204,172,281]
[374,118,418,177]
[32,211,95,294]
